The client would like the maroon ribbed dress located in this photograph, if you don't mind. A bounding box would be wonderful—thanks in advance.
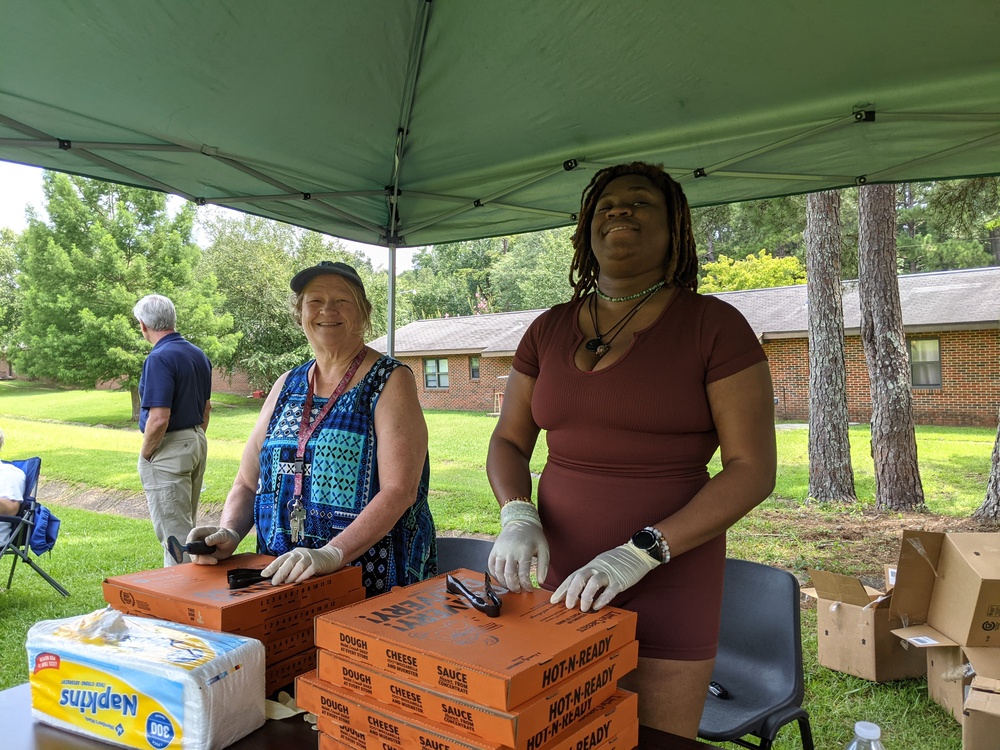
[512,288,766,660]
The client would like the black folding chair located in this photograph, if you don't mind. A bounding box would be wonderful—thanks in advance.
[698,558,813,749]
[436,535,494,574]
[0,456,69,596]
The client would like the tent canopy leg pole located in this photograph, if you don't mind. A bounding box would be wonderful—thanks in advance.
[387,245,397,358]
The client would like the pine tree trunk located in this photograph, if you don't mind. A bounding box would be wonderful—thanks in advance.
[858,184,925,512]
[973,409,1000,520]
[806,190,856,503]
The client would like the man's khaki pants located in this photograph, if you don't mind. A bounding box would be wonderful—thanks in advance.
[138,426,208,567]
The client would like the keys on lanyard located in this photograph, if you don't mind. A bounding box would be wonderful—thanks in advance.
[289,498,307,544]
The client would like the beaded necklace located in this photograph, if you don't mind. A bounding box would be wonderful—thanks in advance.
[595,279,666,303]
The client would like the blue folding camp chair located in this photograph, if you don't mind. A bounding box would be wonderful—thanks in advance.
[0,456,69,596]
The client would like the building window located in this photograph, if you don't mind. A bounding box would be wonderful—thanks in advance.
[424,358,449,389]
[469,356,480,381]
[909,338,941,388]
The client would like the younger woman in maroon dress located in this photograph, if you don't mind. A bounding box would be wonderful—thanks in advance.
[486,162,776,738]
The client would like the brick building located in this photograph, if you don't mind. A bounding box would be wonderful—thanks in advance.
[368,310,535,413]
[369,268,1000,427]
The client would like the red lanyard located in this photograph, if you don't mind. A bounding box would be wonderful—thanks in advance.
[292,347,367,499]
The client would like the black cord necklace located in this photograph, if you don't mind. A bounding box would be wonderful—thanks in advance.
[585,287,659,357]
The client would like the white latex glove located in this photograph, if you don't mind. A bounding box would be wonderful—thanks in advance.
[186,526,242,565]
[262,545,344,585]
[551,542,660,612]
[488,501,549,593]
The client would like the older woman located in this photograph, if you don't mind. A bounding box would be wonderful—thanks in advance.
[189,261,436,595]
[486,163,776,737]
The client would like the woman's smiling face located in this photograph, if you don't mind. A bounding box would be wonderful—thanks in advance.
[590,173,670,275]
[299,274,364,347]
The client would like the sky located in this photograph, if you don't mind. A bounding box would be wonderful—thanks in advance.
[0,160,415,272]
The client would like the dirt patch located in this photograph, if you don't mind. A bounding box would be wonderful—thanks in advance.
[38,481,998,562]
[38,480,219,526]
[749,502,1000,595]
[38,480,494,540]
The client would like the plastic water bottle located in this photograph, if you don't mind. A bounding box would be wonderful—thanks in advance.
[844,721,886,750]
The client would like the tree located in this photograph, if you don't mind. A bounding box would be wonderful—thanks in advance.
[927,177,1000,265]
[403,237,507,318]
[490,228,574,311]
[16,173,239,419]
[974,410,1000,520]
[200,211,398,389]
[692,195,807,266]
[857,183,924,511]
[690,203,733,263]
[898,234,992,272]
[805,191,857,503]
[699,249,806,292]
[0,228,22,377]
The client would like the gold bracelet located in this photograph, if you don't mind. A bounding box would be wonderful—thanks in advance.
[499,496,532,508]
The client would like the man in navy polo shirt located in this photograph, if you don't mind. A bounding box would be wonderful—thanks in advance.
[134,294,212,566]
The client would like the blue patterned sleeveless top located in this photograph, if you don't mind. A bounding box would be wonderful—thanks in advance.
[254,355,437,596]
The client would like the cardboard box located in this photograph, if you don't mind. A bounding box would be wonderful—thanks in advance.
[804,569,926,682]
[889,625,969,722]
[248,590,364,662]
[298,670,502,750]
[238,593,366,644]
[266,648,316,695]
[318,720,639,750]
[314,569,637,710]
[928,645,972,724]
[298,671,637,750]
[316,639,638,748]
[889,531,1000,648]
[102,553,364,632]
[963,651,1000,750]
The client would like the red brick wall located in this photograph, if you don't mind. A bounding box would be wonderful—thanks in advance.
[396,355,515,412]
[767,329,1000,427]
[213,369,254,396]
[94,370,257,396]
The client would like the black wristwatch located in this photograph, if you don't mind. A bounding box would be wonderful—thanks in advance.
[631,527,665,563]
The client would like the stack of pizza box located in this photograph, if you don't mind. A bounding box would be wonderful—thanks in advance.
[296,568,640,750]
[103,553,366,693]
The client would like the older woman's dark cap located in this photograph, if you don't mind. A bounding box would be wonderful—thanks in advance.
[290,261,365,293]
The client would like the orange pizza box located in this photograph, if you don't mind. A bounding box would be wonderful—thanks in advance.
[320,714,638,750]
[316,639,638,748]
[298,671,638,750]
[297,670,503,750]
[102,553,364,632]
[512,690,638,750]
[261,627,315,664]
[241,589,365,663]
[238,591,365,644]
[266,648,317,695]
[314,569,638,710]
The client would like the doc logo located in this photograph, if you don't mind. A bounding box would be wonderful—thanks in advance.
[146,711,176,749]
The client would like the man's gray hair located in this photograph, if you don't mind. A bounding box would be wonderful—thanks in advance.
[133,294,177,331]
[0,426,5,452]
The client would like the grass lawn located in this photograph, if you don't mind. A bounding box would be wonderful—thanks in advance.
[3,379,996,748]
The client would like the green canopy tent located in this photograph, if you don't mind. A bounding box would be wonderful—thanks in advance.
[2,0,999,351]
